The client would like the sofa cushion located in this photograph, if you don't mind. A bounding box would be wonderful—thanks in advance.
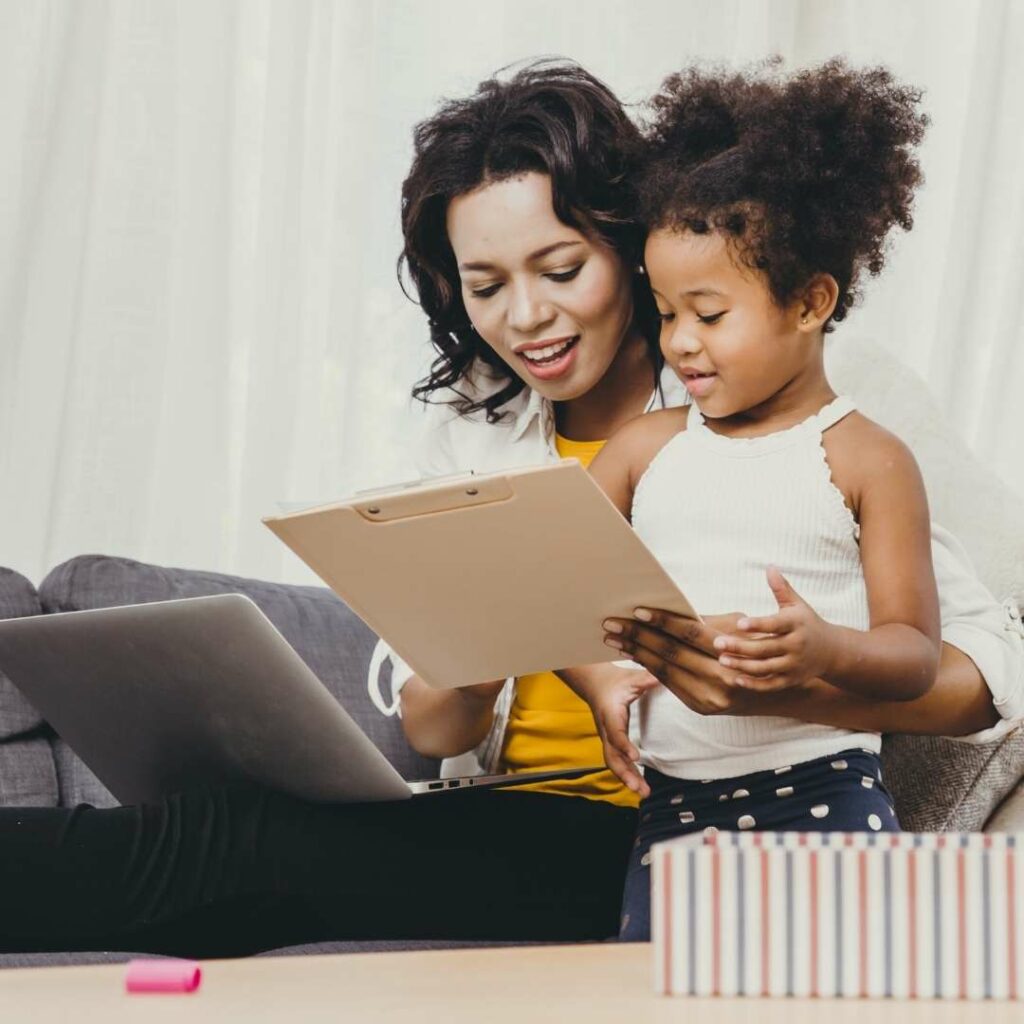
[0,733,59,806]
[39,555,441,786]
[827,337,1024,606]
[881,724,1024,831]
[0,568,46,740]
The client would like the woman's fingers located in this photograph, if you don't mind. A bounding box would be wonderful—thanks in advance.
[604,619,716,665]
[604,610,719,655]
[605,630,720,685]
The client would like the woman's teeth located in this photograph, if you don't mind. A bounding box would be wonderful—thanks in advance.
[521,338,574,363]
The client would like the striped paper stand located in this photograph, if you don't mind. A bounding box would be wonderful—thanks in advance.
[653,831,1023,999]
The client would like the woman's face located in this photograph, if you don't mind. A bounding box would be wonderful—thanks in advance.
[446,172,635,402]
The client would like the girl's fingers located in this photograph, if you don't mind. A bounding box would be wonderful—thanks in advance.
[728,655,791,679]
[714,635,787,659]
[734,674,796,693]
[736,614,788,635]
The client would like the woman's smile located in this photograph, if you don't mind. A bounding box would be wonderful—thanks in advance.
[515,335,581,380]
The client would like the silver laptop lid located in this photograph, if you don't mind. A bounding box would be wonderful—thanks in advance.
[0,594,412,805]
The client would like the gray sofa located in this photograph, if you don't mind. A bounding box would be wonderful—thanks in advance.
[2,553,1023,965]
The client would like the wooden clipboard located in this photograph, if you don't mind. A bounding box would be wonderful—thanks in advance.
[263,459,698,689]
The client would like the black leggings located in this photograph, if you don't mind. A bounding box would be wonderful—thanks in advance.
[0,786,636,957]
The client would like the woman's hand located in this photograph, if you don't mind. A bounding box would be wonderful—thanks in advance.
[602,609,761,716]
[712,567,837,692]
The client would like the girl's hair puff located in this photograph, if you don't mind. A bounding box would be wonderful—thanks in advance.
[638,58,929,330]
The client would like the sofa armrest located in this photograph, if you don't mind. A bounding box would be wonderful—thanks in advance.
[984,778,1024,831]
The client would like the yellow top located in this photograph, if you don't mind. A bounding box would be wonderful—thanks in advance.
[499,434,637,808]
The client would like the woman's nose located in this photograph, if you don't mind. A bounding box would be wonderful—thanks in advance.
[506,281,554,334]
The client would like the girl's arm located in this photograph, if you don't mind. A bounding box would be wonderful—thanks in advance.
[715,423,941,700]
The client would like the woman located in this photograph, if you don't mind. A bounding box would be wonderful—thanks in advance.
[1,59,1018,958]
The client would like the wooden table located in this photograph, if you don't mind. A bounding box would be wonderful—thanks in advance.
[0,943,1017,1022]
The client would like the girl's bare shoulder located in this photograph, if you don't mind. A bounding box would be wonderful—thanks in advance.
[607,405,690,460]
[824,409,920,502]
[599,406,691,488]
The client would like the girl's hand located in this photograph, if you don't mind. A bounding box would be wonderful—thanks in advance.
[713,567,837,691]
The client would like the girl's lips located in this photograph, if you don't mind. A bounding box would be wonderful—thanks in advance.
[517,337,580,382]
[683,373,717,397]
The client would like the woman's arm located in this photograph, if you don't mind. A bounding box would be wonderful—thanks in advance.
[775,643,1000,734]
[602,609,999,735]
[399,675,505,759]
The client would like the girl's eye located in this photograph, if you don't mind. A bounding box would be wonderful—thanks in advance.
[545,265,582,283]
[697,312,725,325]
[657,311,675,324]
[469,283,501,299]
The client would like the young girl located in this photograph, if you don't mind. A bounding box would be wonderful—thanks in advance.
[582,60,939,941]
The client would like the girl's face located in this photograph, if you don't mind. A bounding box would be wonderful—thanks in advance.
[644,228,814,420]
[446,172,635,403]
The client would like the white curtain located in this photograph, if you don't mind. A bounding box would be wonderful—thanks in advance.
[1,0,1021,587]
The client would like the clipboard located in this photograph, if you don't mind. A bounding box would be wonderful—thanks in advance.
[262,459,698,690]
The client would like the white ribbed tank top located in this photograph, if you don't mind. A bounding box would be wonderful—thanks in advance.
[631,395,880,779]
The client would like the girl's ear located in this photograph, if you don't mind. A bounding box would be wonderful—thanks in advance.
[797,274,840,331]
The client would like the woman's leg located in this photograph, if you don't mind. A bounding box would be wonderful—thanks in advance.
[0,785,636,956]
[619,750,899,942]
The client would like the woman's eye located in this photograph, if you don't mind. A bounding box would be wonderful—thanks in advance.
[469,283,501,299]
[657,311,675,324]
[697,312,725,325]
[545,265,582,283]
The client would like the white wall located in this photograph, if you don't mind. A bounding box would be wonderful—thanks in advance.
[1,0,1020,586]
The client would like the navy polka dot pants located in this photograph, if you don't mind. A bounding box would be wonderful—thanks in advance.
[619,748,899,942]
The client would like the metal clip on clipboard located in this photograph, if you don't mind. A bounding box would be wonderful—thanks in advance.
[353,472,515,523]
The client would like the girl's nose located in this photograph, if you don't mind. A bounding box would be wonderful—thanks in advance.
[663,325,703,358]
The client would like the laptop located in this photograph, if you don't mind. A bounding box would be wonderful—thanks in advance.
[0,594,601,805]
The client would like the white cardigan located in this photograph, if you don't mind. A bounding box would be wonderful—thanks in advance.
[368,358,1024,778]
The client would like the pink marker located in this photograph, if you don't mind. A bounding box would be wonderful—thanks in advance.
[124,958,202,994]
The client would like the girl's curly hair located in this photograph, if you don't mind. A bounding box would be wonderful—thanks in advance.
[400,58,659,421]
[637,58,929,330]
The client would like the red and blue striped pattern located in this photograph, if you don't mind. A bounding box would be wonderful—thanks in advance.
[652,831,1023,999]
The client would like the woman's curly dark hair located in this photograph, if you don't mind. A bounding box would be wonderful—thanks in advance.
[637,58,929,330]
[401,58,659,421]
